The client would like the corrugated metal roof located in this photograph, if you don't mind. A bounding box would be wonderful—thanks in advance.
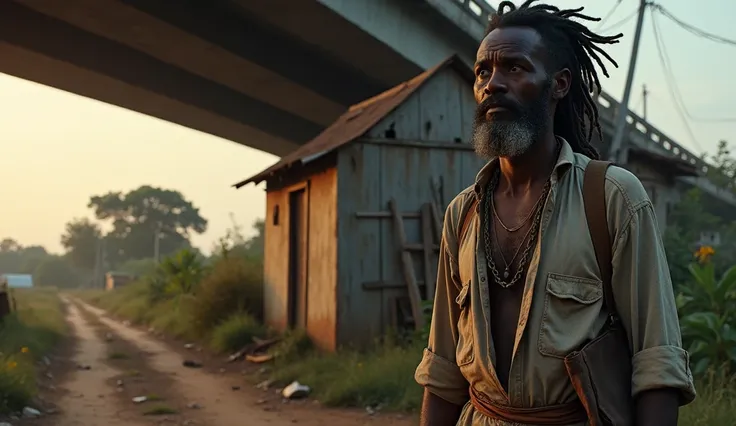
[234,55,474,188]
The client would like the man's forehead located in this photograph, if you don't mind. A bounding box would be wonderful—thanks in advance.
[476,27,543,59]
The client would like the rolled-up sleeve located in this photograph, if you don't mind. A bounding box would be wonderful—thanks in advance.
[611,201,696,405]
[414,204,469,406]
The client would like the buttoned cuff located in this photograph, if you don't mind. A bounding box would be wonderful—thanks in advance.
[414,348,469,406]
[631,345,696,405]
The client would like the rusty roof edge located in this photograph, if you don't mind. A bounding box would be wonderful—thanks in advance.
[233,54,472,190]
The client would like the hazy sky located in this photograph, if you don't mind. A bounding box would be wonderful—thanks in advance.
[1,0,734,254]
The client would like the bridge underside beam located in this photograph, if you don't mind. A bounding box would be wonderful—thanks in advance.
[0,0,423,157]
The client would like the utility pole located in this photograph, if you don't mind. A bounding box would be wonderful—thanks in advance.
[153,222,162,264]
[642,84,649,119]
[92,238,101,289]
[607,0,648,164]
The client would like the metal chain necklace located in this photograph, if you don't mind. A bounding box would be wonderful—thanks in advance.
[481,141,561,288]
[491,207,536,277]
[491,185,548,233]
[483,174,550,288]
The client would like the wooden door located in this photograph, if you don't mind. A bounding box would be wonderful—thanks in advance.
[288,188,308,329]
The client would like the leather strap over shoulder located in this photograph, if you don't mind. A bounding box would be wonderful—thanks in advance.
[583,160,617,318]
[459,197,479,245]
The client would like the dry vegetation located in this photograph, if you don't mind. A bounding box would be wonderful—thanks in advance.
[73,248,736,422]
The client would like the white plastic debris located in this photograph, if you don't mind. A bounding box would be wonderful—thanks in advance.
[281,381,310,399]
[22,407,42,418]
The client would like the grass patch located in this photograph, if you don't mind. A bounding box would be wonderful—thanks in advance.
[270,333,736,418]
[270,334,424,411]
[75,284,198,341]
[123,369,141,377]
[209,313,264,353]
[0,288,66,414]
[679,370,736,425]
[108,351,129,360]
[143,404,177,416]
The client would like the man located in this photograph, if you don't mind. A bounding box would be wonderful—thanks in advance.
[414,1,696,425]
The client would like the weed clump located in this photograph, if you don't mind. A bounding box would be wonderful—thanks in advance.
[191,257,263,335]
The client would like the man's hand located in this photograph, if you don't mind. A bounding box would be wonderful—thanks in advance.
[635,388,680,426]
[419,389,463,426]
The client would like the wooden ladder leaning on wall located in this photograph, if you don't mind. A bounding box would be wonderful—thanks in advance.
[387,198,444,332]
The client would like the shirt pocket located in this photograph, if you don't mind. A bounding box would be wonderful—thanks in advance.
[538,273,603,359]
[455,281,475,367]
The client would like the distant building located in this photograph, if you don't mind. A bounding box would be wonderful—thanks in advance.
[105,272,135,291]
[1,274,33,289]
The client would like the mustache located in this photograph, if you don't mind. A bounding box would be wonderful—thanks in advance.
[476,96,520,117]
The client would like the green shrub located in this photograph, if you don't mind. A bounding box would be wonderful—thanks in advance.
[678,255,736,375]
[146,295,197,340]
[0,289,66,413]
[209,313,264,353]
[271,329,313,361]
[157,249,207,296]
[191,257,263,335]
[0,356,34,413]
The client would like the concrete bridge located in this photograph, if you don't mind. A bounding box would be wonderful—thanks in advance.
[1,0,734,215]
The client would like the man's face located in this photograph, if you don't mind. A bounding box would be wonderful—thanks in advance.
[472,26,554,160]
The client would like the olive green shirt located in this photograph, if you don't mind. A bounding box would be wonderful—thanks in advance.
[414,140,696,426]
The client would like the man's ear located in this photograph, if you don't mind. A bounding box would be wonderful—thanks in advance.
[552,68,571,100]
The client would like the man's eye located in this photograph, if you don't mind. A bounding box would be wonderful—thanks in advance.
[478,69,490,78]
[509,65,521,73]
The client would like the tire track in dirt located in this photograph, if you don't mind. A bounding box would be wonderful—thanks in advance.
[74,299,416,426]
[73,298,205,425]
[31,300,149,426]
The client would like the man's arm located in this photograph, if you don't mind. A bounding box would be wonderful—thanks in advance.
[420,390,464,426]
[414,203,470,426]
[610,200,696,426]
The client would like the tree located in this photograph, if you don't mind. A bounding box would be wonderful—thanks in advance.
[0,239,50,275]
[0,238,21,253]
[212,215,264,261]
[88,186,207,265]
[245,219,265,259]
[707,140,736,193]
[33,256,79,288]
[60,218,102,270]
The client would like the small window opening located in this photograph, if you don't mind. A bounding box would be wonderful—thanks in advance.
[273,205,280,225]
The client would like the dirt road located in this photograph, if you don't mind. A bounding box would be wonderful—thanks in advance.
[24,298,416,426]
[31,302,146,426]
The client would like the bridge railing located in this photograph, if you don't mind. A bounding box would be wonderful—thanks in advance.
[454,0,494,21]
[596,92,709,175]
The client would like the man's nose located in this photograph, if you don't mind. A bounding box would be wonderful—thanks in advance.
[482,71,508,97]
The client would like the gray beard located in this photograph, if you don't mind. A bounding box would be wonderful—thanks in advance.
[472,120,537,160]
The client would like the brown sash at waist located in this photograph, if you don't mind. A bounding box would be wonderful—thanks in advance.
[469,387,588,426]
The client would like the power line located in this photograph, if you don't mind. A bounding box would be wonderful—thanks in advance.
[595,0,623,30]
[650,11,704,151]
[654,4,736,47]
[599,6,639,33]
[649,7,736,123]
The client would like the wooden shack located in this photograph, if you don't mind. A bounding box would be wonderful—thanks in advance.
[105,272,135,291]
[235,55,486,351]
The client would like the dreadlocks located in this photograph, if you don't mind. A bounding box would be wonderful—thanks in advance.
[486,0,622,159]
